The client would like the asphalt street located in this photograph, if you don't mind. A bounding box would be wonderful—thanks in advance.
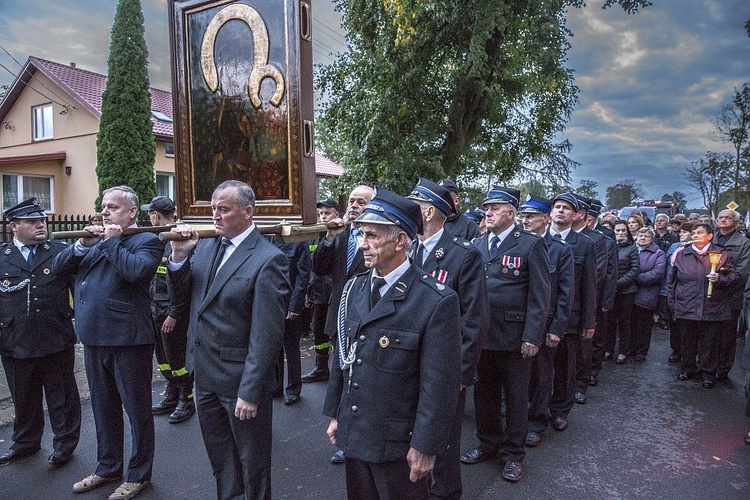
[1,329,749,499]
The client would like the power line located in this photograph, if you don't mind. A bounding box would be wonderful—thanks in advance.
[0,61,72,112]
[0,45,74,110]
[312,19,348,46]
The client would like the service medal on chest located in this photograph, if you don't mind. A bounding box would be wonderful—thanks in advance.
[379,336,390,348]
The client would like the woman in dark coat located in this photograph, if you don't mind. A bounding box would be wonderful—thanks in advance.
[632,228,666,361]
[606,220,640,364]
[668,223,740,388]
[663,222,694,364]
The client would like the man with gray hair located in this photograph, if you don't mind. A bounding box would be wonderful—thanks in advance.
[53,186,164,499]
[714,209,750,381]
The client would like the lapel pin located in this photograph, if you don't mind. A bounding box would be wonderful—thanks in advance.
[435,248,444,260]
[4,249,10,255]
[379,336,390,348]
[44,268,51,275]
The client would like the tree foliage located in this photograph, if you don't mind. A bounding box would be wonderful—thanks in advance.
[605,179,644,209]
[316,0,651,195]
[661,191,687,214]
[95,0,156,211]
[576,179,599,200]
[685,152,733,216]
[713,83,750,193]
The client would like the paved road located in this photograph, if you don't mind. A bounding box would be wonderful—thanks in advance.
[1,329,749,499]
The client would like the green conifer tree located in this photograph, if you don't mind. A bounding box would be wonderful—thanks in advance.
[95,0,156,210]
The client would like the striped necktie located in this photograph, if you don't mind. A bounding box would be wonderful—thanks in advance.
[347,228,360,272]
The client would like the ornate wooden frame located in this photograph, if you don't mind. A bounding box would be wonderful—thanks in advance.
[168,0,316,224]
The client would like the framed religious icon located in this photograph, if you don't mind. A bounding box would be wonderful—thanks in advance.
[169,0,316,224]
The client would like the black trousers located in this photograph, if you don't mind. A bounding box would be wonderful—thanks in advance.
[678,319,721,381]
[528,343,556,433]
[1,347,81,455]
[631,305,656,358]
[551,333,578,419]
[345,457,429,500]
[310,302,330,351]
[430,388,466,500]
[276,314,304,396]
[473,350,531,463]
[84,344,154,482]
[717,309,740,377]
[153,315,189,384]
[590,309,609,378]
[196,386,273,500]
[607,293,635,356]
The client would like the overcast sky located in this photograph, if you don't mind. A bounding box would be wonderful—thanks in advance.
[0,0,748,209]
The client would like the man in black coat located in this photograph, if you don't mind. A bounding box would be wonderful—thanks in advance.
[407,178,488,499]
[519,194,574,448]
[438,179,481,241]
[460,186,550,483]
[0,198,80,468]
[547,193,597,432]
[312,185,373,463]
[324,187,461,499]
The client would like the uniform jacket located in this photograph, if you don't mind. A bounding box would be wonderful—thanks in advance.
[595,223,615,241]
[307,233,333,306]
[52,232,163,346]
[323,264,461,462]
[149,243,190,324]
[668,243,740,322]
[474,226,551,349]
[713,230,750,311]
[634,243,666,310]
[616,240,640,295]
[0,240,76,358]
[169,231,290,404]
[580,226,612,307]
[444,213,481,241]
[543,232,574,339]
[312,227,367,336]
[557,229,597,333]
[276,241,311,314]
[416,230,488,386]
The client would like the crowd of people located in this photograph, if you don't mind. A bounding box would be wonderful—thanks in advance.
[1,180,750,500]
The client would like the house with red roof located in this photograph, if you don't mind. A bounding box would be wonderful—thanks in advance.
[0,56,343,216]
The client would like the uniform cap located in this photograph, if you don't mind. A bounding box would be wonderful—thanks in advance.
[464,208,486,224]
[437,178,459,194]
[407,178,456,216]
[140,196,176,214]
[355,186,423,240]
[4,198,46,220]
[519,194,552,215]
[316,198,340,212]
[482,186,520,209]
[552,193,580,212]
[589,199,604,217]
[572,194,592,213]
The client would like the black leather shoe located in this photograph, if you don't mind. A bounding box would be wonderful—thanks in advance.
[48,451,72,468]
[702,380,715,389]
[744,432,750,446]
[283,394,301,406]
[589,375,599,387]
[525,432,542,447]
[615,355,626,364]
[551,416,568,432]
[574,392,587,404]
[603,352,612,361]
[330,450,345,464]
[677,372,695,381]
[459,447,496,464]
[668,353,681,363]
[502,461,523,482]
[634,354,646,362]
[0,447,39,467]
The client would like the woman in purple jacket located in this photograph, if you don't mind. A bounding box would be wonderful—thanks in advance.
[668,223,740,388]
[631,228,666,361]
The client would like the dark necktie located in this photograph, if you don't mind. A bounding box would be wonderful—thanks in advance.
[207,238,231,290]
[489,235,500,259]
[553,233,562,242]
[347,228,360,272]
[24,245,36,265]
[370,276,386,309]
[414,242,426,266]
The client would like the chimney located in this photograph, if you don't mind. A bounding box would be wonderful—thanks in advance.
[70,62,76,68]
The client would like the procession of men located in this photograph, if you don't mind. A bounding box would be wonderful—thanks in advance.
[1,178,750,500]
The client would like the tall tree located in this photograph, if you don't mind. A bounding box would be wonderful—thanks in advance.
[95,0,156,210]
[685,152,733,216]
[316,0,651,195]
[605,179,645,209]
[661,191,687,213]
[713,83,750,193]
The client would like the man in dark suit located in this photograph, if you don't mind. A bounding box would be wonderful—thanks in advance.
[547,193,597,432]
[324,187,461,499]
[312,185,373,463]
[518,194,574,448]
[53,186,163,499]
[406,178,488,499]
[438,179,481,241]
[168,180,290,500]
[0,199,80,468]
[460,186,550,483]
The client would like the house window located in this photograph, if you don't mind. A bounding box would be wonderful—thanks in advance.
[2,174,53,212]
[165,143,174,158]
[32,104,53,141]
[156,173,176,201]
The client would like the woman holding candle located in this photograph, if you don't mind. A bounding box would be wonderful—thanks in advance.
[668,223,740,388]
